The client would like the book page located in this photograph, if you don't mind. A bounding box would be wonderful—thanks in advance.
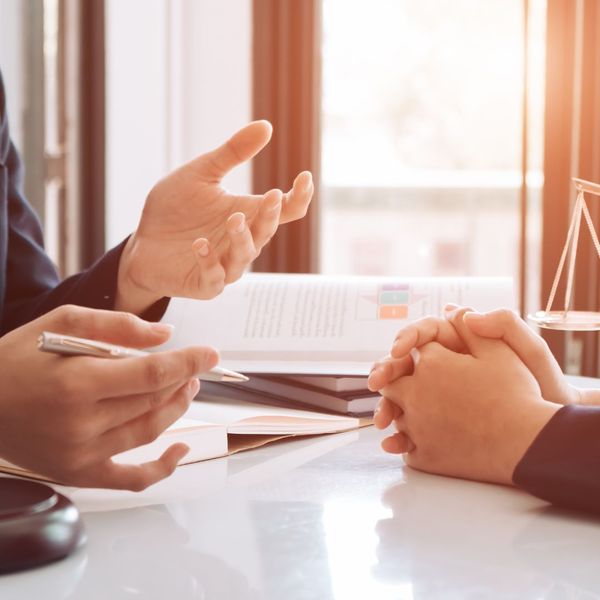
[161,273,514,374]
[187,396,359,434]
[113,419,227,465]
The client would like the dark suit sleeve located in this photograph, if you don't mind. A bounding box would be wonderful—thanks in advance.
[0,71,168,335]
[513,404,600,513]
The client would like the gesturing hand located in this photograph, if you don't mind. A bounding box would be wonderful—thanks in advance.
[0,305,218,490]
[116,120,314,314]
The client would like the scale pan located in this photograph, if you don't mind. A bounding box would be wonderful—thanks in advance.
[527,310,600,331]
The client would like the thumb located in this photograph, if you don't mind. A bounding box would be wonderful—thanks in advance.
[45,305,175,349]
[463,308,568,402]
[444,306,497,357]
[192,120,273,181]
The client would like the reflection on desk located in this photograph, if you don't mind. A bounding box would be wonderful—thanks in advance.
[3,427,600,599]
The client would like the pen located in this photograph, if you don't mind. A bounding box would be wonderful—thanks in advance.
[37,331,249,383]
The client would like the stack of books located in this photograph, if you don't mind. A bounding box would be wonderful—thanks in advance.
[200,373,377,416]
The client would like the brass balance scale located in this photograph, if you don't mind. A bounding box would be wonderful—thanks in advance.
[528,177,600,331]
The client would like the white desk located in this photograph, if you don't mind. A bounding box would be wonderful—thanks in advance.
[3,423,600,599]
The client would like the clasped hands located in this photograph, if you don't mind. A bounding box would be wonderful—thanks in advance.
[367,306,582,485]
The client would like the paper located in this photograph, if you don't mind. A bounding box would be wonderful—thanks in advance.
[187,396,359,434]
[161,272,514,374]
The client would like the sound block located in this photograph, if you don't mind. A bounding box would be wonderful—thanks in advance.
[0,478,86,574]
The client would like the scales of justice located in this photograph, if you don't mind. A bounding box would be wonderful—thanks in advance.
[529,177,600,331]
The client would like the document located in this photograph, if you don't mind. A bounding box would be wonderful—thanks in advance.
[0,396,360,482]
[161,272,514,375]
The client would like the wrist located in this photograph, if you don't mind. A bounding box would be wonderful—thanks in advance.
[115,235,161,315]
[499,399,560,485]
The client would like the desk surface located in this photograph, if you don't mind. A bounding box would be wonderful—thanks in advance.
[3,423,600,599]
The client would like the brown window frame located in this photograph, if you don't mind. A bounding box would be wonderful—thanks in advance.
[251,0,321,273]
[42,0,105,276]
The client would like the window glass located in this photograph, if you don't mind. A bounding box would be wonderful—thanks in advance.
[320,0,546,313]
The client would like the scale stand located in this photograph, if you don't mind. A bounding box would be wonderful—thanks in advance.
[528,177,600,331]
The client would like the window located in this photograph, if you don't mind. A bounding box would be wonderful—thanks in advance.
[319,0,547,315]
[0,0,106,275]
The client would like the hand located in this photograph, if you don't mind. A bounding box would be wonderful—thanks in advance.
[369,306,580,406]
[0,305,218,490]
[379,315,560,485]
[116,120,314,313]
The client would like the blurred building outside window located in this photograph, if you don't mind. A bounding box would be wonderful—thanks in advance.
[320,0,546,315]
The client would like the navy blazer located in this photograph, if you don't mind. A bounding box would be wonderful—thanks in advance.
[0,72,128,335]
[0,72,166,335]
[514,404,600,513]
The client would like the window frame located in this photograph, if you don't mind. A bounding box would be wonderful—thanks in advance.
[251,0,322,273]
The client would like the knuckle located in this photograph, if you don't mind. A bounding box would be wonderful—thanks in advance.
[224,271,242,285]
[297,205,309,219]
[116,311,141,331]
[179,388,195,410]
[62,415,92,443]
[238,247,254,265]
[183,351,201,377]
[145,358,169,388]
[127,475,151,493]
[146,390,164,409]
[53,304,87,332]
[209,279,226,296]
[497,308,518,326]
[61,446,92,473]
[170,385,194,413]
[417,345,438,367]
[171,400,192,423]
[140,419,162,445]
[531,334,551,358]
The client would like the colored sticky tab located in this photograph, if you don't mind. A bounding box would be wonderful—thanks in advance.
[379,291,409,305]
[381,283,410,291]
[379,305,408,319]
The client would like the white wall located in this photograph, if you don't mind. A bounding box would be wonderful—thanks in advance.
[105,0,252,248]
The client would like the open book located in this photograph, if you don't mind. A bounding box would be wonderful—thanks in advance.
[0,397,361,481]
[160,272,514,376]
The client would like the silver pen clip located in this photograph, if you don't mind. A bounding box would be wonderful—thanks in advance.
[37,332,145,358]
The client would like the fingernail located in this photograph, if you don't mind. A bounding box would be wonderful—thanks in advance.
[196,239,209,257]
[177,445,191,463]
[443,303,458,312]
[150,322,175,335]
[189,378,200,396]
